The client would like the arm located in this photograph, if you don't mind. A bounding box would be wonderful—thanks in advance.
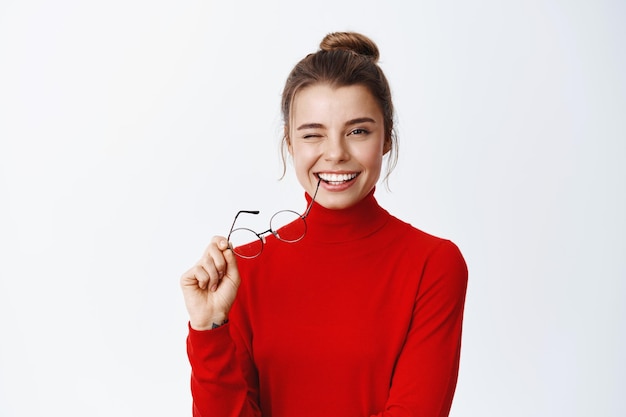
[181,236,261,417]
[378,240,468,417]
[186,323,261,417]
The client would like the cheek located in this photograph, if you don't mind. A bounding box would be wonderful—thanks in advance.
[358,144,385,171]
[290,146,313,174]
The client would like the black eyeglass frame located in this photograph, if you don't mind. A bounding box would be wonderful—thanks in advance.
[227,179,322,258]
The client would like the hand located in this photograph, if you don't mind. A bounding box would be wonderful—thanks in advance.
[180,236,241,331]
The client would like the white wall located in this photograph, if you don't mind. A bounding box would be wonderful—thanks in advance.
[1,1,624,416]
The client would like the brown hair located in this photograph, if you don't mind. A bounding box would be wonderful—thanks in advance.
[280,32,398,185]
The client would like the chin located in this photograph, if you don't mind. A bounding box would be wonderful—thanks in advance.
[317,196,360,210]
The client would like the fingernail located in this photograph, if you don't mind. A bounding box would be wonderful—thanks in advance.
[211,284,218,292]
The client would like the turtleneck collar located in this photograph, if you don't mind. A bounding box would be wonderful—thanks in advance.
[301,188,390,244]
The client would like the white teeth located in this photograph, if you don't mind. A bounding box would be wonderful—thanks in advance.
[318,173,358,183]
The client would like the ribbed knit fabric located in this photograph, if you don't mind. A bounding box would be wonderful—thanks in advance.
[187,189,468,417]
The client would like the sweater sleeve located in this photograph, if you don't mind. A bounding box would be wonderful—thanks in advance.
[377,239,468,417]
[186,321,261,417]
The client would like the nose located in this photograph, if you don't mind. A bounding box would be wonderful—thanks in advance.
[323,135,350,163]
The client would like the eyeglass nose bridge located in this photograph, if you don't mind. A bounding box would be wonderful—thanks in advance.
[257,228,271,244]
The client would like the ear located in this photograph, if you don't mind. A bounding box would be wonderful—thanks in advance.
[383,136,392,155]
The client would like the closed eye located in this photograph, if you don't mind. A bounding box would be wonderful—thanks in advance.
[302,133,322,139]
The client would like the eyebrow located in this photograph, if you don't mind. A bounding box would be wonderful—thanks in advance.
[296,117,377,131]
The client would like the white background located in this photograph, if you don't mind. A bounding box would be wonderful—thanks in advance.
[1,1,624,416]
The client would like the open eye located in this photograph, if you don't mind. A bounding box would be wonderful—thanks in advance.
[348,128,369,136]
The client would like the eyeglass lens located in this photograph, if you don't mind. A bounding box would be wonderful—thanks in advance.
[229,210,306,258]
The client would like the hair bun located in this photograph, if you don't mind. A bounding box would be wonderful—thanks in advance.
[319,32,380,63]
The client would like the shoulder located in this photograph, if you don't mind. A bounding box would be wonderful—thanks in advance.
[384,214,467,276]
[385,214,457,251]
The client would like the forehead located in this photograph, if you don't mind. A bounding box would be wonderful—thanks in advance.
[291,84,382,123]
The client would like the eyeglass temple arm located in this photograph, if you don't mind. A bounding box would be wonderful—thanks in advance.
[228,210,260,239]
[302,178,322,218]
[227,178,320,241]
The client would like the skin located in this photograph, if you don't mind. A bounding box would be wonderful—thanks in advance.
[180,83,389,330]
[180,236,240,330]
[288,83,389,210]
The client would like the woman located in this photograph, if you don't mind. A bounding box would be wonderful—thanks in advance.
[180,32,468,417]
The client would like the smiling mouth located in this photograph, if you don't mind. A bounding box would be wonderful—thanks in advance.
[316,172,360,185]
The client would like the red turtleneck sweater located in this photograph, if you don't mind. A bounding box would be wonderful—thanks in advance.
[186,190,468,417]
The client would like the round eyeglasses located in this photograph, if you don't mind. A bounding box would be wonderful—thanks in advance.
[227,180,321,258]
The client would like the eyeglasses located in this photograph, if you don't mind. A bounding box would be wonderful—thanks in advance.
[227,179,321,258]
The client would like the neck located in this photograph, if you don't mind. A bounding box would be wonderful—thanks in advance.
[303,188,389,243]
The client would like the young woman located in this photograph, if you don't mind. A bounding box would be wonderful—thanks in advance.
[180,32,468,417]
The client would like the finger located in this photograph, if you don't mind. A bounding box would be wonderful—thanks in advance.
[223,247,241,288]
[180,265,209,290]
[208,235,229,252]
[206,237,229,275]
[198,256,222,291]
[201,236,227,260]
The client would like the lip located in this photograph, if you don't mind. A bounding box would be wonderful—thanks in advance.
[315,171,361,180]
[315,171,360,191]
